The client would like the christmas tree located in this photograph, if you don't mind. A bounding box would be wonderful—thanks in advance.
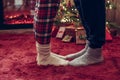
[54,0,116,28]
[54,0,81,28]
[54,0,116,43]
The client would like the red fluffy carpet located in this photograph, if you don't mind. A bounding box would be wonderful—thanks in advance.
[0,32,120,80]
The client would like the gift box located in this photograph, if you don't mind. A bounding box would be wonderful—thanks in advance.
[63,26,76,42]
[56,27,66,38]
[76,27,86,44]
[51,26,59,37]
[62,35,73,42]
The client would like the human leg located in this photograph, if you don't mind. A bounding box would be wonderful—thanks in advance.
[64,0,90,59]
[34,0,68,66]
[69,0,106,66]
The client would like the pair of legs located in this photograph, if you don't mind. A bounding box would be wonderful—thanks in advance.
[34,0,106,66]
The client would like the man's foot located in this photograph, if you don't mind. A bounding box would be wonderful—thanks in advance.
[69,47,104,66]
[65,48,87,59]
[65,41,89,59]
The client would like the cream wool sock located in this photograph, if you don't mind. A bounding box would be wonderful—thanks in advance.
[65,40,89,59]
[51,52,66,59]
[69,47,104,66]
[36,42,68,66]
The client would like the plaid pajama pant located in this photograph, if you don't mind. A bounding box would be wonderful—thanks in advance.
[34,0,60,44]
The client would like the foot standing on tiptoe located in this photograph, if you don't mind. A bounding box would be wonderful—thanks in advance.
[66,0,106,66]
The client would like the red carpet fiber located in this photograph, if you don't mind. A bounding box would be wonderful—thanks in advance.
[0,32,120,80]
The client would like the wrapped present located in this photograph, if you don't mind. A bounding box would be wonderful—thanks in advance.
[62,35,73,42]
[56,27,66,38]
[76,27,86,44]
[51,26,59,37]
[105,27,112,41]
[63,26,76,42]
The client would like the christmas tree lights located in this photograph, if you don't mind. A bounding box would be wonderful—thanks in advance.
[54,0,81,27]
[54,0,116,28]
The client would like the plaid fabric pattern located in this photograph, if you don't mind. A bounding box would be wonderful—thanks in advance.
[34,0,60,44]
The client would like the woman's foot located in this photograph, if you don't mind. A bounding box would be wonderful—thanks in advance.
[36,41,69,66]
[51,52,66,59]
[37,53,69,66]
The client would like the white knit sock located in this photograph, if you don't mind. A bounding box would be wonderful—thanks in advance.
[65,40,89,59]
[51,52,66,59]
[36,42,69,66]
[69,47,104,66]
